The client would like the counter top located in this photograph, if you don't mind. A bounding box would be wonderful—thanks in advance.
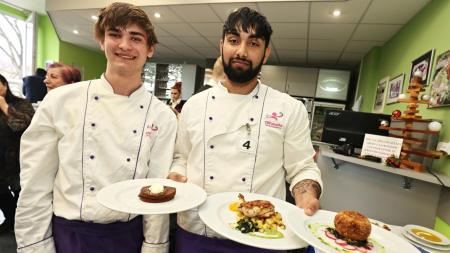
[317,143,450,187]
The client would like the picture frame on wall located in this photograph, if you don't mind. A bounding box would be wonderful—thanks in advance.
[429,50,450,108]
[372,76,389,113]
[386,74,404,104]
[409,49,435,85]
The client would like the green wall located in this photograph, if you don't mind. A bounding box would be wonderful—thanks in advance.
[357,0,450,237]
[0,2,27,19]
[37,14,106,80]
[59,41,106,80]
[37,14,59,69]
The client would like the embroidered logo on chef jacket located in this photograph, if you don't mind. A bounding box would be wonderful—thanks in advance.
[145,123,158,137]
[264,112,284,129]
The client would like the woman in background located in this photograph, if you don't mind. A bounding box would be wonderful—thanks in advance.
[166,81,186,114]
[0,74,34,233]
[44,62,81,91]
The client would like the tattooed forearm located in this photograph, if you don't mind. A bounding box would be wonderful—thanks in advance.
[292,179,322,199]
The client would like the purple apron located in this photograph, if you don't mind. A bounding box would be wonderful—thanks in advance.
[52,215,143,253]
[175,225,287,253]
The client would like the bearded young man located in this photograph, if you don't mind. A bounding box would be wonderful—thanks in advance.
[168,7,322,253]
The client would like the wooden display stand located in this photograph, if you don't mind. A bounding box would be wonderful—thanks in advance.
[379,73,443,172]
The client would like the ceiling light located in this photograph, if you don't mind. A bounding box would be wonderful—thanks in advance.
[73,30,79,35]
[154,12,161,18]
[332,9,341,17]
[91,15,98,21]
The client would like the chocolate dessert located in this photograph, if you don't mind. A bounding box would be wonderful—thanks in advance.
[138,185,176,203]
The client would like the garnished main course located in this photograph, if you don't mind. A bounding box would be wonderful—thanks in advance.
[229,193,285,239]
[308,211,386,253]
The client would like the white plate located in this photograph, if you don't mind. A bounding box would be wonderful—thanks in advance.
[198,192,308,250]
[96,178,207,214]
[285,209,420,253]
[402,230,450,252]
[405,224,450,246]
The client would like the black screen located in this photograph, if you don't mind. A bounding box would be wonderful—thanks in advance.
[321,109,391,148]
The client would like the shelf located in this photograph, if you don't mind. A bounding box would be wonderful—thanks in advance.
[317,143,450,186]
[397,98,429,104]
[380,126,440,135]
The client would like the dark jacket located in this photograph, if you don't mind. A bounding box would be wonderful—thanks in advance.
[22,75,47,103]
[0,99,34,192]
[166,99,186,113]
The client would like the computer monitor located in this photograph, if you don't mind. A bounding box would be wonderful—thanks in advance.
[321,109,391,149]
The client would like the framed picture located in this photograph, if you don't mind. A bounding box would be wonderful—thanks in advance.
[409,49,435,85]
[372,76,389,113]
[386,74,404,104]
[429,50,450,108]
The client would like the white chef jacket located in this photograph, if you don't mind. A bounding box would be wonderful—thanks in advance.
[16,75,177,253]
[171,81,323,237]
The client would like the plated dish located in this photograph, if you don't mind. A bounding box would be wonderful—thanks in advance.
[401,230,450,252]
[198,192,308,250]
[404,224,450,246]
[285,209,420,253]
[96,178,207,214]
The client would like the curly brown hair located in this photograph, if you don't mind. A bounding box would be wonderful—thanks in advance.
[94,2,158,47]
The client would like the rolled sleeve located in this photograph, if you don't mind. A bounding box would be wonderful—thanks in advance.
[283,102,323,195]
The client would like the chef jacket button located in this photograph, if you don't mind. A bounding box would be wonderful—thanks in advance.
[90,186,95,191]
[127,158,131,162]
[241,177,246,182]
[133,130,137,134]
[91,123,96,127]
[209,116,213,121]
[209,145,214,149]
[140,105,144,109]
[89,155,95,160]
[94,96,99,100]
[209,176,214,180]
[254,95,259,99]
[250,118,254,122]
[212,96,215,99]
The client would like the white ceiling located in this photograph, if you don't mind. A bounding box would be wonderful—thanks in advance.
[47,0,431,69]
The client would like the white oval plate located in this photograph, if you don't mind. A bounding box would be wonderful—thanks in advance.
[285,209,420,253]
[198,192,308,250]
[97,178,207,214]
[404,224,450,246]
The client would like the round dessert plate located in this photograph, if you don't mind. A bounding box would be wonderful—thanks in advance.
[97,178,207,214]
[404,224,450,246]
[198,192,308,250]
[285,209,420,253]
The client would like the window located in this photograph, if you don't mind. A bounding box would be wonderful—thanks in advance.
[0,10,35,96]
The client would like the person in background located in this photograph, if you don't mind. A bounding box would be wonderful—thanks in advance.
[0,74,34,233]
[194,56,225,95]
[15,2,176,253]
[166,82,185,114]
[44,62,81,91]
[169,7,322,253]
[22,68,47,103]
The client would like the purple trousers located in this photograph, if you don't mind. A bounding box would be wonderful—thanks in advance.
[52,215,143,253]
[175,225,287,253]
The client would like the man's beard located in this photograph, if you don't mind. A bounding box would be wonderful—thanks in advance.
[222,53,264,85]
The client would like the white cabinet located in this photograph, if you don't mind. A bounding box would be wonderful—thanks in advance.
[260,65,288,93]
[260,65,318,97]
[286,67,318,97]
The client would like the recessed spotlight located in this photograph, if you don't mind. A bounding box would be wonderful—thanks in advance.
[73,30,79,34]
[332,9,341,17]
[154,12,161,18]
[91,15,98,21]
